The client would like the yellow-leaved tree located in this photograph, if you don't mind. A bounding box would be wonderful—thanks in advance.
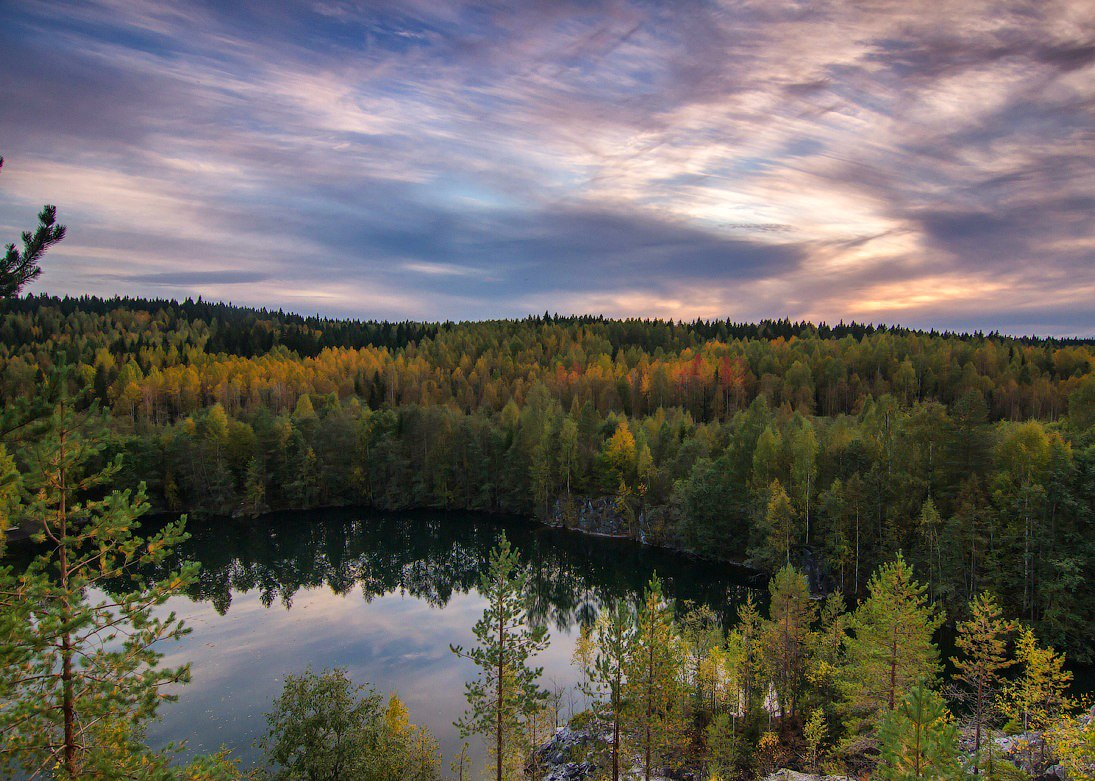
[997,626,1073,770]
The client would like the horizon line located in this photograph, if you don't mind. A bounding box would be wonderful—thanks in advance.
[13,290,1095,344]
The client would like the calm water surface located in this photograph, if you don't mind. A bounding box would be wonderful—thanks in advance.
[145,509,763,770]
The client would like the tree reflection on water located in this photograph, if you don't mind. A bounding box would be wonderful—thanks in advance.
[158,508,764,627]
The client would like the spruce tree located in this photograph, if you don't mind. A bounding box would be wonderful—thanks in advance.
[806,591,848,713]
[242,456,268,517]
[451,534,549,781]
[803,707,828,772]
[705,712,743,776]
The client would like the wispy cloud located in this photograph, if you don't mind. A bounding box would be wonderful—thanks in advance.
[1,0,1092,334]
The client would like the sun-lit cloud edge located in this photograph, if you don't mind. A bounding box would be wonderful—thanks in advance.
[1,0,1092,335]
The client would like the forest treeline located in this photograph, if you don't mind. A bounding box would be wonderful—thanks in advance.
[456,539,1089,780]
[1,295,1092,662]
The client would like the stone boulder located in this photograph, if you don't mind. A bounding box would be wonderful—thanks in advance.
[763,770,855,781]
[528,723,605,781]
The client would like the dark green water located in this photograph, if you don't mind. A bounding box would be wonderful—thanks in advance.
[143,508,763,770]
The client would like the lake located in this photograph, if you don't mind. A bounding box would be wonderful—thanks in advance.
[143,508,764,771]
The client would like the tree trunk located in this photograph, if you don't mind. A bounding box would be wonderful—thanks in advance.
[496,584,505,781]
[61,630,75,776]
[805,474,811,544]
[914,708,922,778]
[974,677,983,775]
[854,508,860,596]
[645,635,653,781]
[58,428,78,778]
[612,667,620,781]
[889,632,898,710]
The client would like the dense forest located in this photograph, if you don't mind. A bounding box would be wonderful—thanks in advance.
[2,295,1092,667]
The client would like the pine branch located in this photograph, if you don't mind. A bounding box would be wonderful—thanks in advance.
[0,157,67,299]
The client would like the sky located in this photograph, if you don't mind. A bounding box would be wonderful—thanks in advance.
[1,0,1093,335]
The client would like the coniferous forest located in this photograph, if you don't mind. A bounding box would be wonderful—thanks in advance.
[1,296,1093,780]
[2,294,1092,659]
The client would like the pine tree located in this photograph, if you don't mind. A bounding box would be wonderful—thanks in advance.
[761,565,815,720]
[575,602,634,781]
[0,444,20,539]
[623,574,685,781]
[839,556,943,739]
[0,156,66,299]
[0,397,197,779]
[951,592,1014,776]
[877,684,961,781]
[451,534,550,781]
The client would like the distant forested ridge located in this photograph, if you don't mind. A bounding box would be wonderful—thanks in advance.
[2,295,1092,659]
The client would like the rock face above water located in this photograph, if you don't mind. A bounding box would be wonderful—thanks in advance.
[549,495,637,539]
